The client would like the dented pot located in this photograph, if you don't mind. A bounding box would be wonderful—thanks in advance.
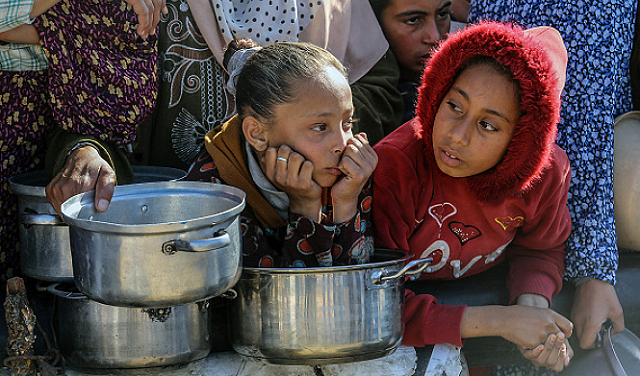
[230,249,432,365]
[60,181,245,307]
[48,283,212,369]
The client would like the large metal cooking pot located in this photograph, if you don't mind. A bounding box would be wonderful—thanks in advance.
[560,326,640,376]
[7,166,186,282]
[60,181,245,307]
[48,282,211,369]
[230,249,431,365]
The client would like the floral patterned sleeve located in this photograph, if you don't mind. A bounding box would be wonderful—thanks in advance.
[281,179,375,267]
[186,152,375,268]
[467,0,636,284]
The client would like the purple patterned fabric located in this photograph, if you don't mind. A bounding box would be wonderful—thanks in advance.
[33,0,159,144]
[0,70,53,280]
[1,0,159,282]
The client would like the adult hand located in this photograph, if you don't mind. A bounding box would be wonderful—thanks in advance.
[515,293,573,371]
[124,0,168,39]
[263,145,323,221]
[571,278,624,349]
[331,133,378,223]
[45,145,116,215]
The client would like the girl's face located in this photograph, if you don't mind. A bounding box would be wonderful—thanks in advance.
[261,66,354,187]
[380,0,452,82]
[432,64,519,178]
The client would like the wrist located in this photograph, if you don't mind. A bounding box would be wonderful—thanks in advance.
[332,202,357,224]
[460,305,504,339]
[289,200,322,222]
[516,293,549,308]
[572,276,595,287]
[68,141,99,157]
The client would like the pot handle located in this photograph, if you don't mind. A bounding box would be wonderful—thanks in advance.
[162,230,230,254]
[371,257,433,285]
[46,283,87,300]
[20,210,65,227]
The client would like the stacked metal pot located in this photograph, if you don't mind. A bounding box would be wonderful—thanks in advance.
[8,168,248,370]
[10,167,434,368]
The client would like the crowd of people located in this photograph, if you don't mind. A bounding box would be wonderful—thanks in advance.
[1,0,637,374]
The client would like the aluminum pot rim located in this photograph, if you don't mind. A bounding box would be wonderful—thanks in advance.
[8,170,47,198]
[8,166,188,198]
[60,181,246,234]
[240,249,414,275]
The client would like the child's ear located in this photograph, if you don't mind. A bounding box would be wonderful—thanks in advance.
[242,115,268,152]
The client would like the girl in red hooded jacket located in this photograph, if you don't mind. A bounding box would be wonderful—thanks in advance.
[373,22,574,371]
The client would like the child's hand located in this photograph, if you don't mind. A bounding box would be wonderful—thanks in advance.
[508,294,573,372]
[263,145,323,221]
[331,133,378,223]
[519,331,573,371]
[499,305,573,356]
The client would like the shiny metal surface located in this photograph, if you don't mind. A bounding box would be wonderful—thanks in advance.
[7,167,187,282]
[614,111,640,251]
[60,181,245,307]
[231,250,430,365]
[9,171,74,281]
[49,283,211,369]
[560,326,640,376]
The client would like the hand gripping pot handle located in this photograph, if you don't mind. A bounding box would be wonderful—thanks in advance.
[368,257,433,287]
[162,230,230,254]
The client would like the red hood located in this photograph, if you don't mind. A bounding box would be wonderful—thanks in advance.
[414,22,567,202]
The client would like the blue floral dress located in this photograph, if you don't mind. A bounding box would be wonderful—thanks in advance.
[467,2,635,375]
[469,0,636,285]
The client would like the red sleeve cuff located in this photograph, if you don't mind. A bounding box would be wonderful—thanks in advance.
[402,289,467,347]
[508,270,557,305]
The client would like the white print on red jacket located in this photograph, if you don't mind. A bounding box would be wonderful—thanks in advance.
[418,203,516,279]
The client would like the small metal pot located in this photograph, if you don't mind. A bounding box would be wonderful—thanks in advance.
[48,283,211,369]
[230,249,431,365]
[60,181,245,308]
[8,167,186,282]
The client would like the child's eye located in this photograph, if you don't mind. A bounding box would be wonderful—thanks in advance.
[437,6,451,21]
[312,124,327,132]
[480,121,498,132]
[447,101,462,113]
[405,17,421,26]
[343,119,354,132]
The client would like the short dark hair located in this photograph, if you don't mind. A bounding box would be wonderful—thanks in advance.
[234,42,348,123]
